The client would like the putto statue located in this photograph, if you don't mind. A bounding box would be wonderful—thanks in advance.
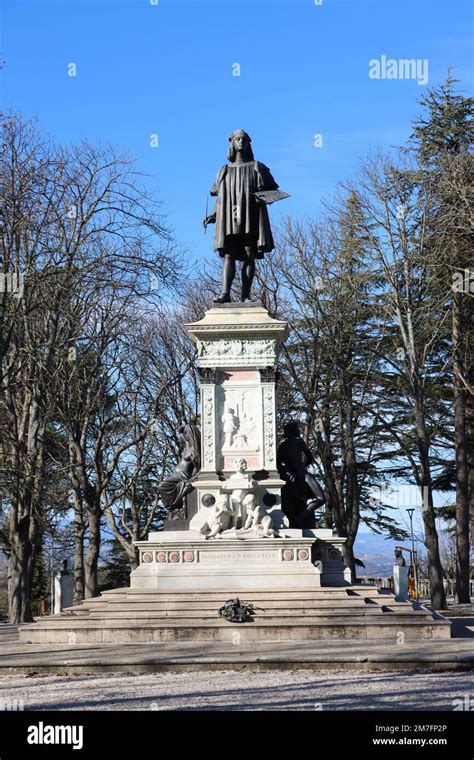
[200,494,235,539]
[157,424,201,510]
[277,421,325,529]
[242,494,276,537]
[228,457,255,528]
[203,129,289,304]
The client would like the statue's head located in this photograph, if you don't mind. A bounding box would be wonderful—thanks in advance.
[394,547,406,565]
[217,493,228,507]
[242,493,256,509]
[284,421,301,439]
[233,457,248,474]
[227,129,254,163]
[178,424,201,463]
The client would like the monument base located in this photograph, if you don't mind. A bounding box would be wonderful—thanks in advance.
[131,532,321,590]
[130,528,352,590]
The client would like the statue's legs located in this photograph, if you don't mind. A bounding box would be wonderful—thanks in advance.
[285,473,325,529]
[241,243,256,302]
[305,472,325,502]
[213,254,235,303]
[213,241,257,303]
[205,522,222,539]
[281,480,307,528]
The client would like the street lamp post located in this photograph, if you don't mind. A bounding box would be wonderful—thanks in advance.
[406,508,419,602]
[50,538,55,615]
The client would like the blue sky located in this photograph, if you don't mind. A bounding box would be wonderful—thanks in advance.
[1,0,472,268]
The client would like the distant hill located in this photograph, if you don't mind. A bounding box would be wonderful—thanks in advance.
[354,533,410,577]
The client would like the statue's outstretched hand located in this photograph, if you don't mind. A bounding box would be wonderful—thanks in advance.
[203,213,216,228]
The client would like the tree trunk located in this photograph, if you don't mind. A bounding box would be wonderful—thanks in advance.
[453,290,471,603]
[467,363,474,546]
[4,392,45,622]
[422,505,447,608]
[7,514,34,624]
[73,495,86,605]
[343,538,356,584]
[340,372,360,585]
[84,506,101,598]
[129,549,139,572]
[419,477,447,609]
[414,396,446,610]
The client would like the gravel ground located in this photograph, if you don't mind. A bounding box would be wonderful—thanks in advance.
[0,669,472,711]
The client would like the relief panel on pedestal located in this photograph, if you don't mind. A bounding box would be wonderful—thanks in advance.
[201,384,216,472]
[197,337,277,367]
[215,384,262,471]
[262,383,277,470]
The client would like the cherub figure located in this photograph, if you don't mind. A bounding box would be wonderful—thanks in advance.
[232,457,248,475]
[228,458,252,527]
[242,493,276,537]
[200,494,235,539]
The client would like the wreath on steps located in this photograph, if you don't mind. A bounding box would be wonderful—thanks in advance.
[218,597,255,623]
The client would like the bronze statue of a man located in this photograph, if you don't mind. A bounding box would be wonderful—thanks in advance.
[203,129,280,303]
[277,421,326,529]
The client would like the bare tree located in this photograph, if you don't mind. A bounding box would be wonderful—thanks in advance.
[0,114,181,620]
[102,310,199,569]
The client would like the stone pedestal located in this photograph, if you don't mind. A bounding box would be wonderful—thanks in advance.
[393,565,409,601]
[185,303,288,524]
[131,302,351,590]
[306,529,352,586]
[190,303,297,558]
[54,572,73,614]
[131,532,320,590]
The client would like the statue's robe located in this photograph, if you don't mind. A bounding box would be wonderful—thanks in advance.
[157,426,201,511]
[158,470,194,510]
[210,161,278,260]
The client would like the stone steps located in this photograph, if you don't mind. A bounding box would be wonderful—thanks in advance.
[61,596,415,617]
[82,608,429,620]
[81,590,388,600]
[26,613,433,626]
[18,585,451,644]
[37,608,437,624]
[76,590,391,605]
[101,586,380,594]
[19,618,451,643]
[63,595,409,608]
[74,597,421,613]
[76,603,415,615]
